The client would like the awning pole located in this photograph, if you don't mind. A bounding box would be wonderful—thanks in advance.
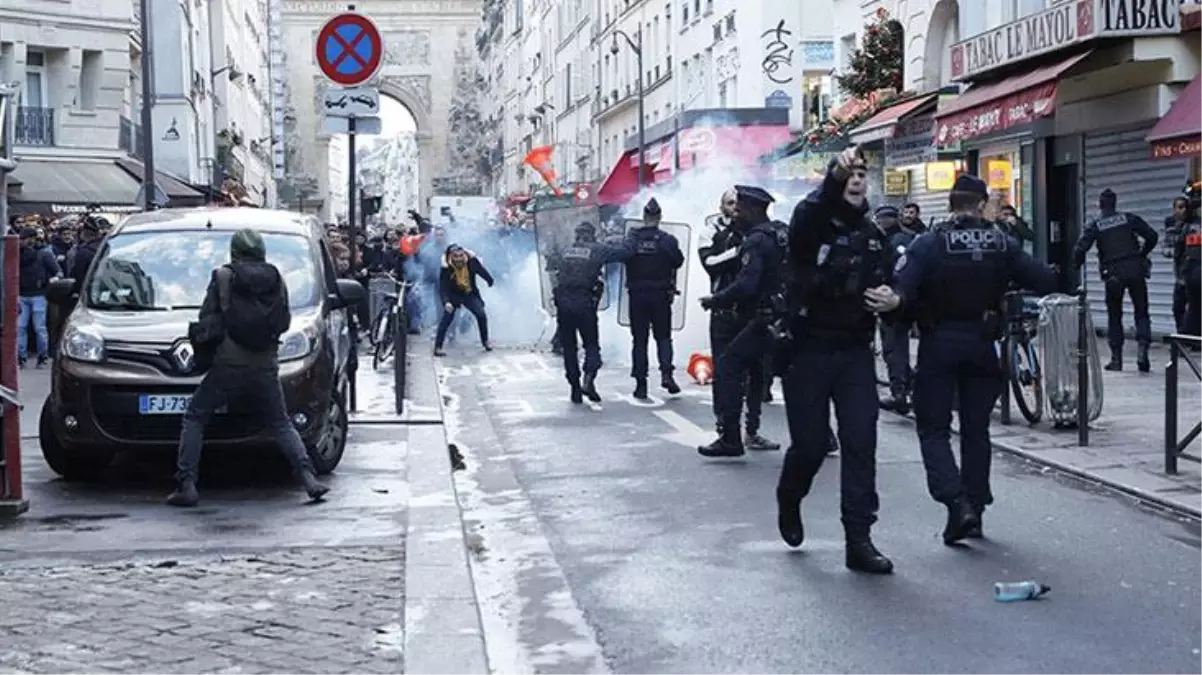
[138,0,156,210]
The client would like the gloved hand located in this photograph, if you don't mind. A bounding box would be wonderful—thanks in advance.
[444,302,453,313]
[699,296,714,311]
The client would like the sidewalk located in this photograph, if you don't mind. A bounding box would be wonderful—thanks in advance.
[890,336,1202,518]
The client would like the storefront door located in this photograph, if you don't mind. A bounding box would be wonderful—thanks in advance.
[1047,162,1080,293]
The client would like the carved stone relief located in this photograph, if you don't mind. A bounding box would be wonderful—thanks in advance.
[312,76,330,117]
[383,31,431,66]
[379,75,431,113]
[715,46,739,82]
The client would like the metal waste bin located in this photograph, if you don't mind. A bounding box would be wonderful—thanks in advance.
[1038,294,1104,425]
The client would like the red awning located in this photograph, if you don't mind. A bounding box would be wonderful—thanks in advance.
[676,125,792,172]
[598,150,642,205]
[849,93,938,144]
[1147,74,1201,160]
[934,51,1091,145]
[1184,3,1200,30]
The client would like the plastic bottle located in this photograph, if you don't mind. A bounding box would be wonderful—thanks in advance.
[994,581,1051,602]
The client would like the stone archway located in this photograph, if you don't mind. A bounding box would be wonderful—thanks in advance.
[279,0,479,220]
[922,0,960,90]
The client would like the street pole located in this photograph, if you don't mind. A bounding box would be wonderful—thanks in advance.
[635,27,645,191]
[138,0,156,210]
[0,84,15,232]
[347,113,358,412]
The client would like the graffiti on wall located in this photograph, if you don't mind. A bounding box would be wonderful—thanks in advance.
[761,19,794,84]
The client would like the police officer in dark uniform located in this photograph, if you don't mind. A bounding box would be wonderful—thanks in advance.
[874,205,918,413]
[553,222,633,403]
[1072,188,1159,372]
[893,174,1056,543]
[698,189,779,451]
[698,185,786,457]
[774,146,896,574]
[625,198,685,399]
[1174,184,1202,337]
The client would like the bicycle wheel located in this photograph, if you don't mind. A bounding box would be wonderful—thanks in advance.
[1009,338,1044,424]
[373,315,395,370]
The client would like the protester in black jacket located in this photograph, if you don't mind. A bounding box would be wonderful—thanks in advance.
[434,244,494,355]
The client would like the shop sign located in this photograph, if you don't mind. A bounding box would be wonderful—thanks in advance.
[800,41,835,71]
[884,169,911,196]
[935,83,1057,145]
[926,162,959,191]
[886,113,937,165]
[987,160,1014,189]
[950,0,1199,80]
[1151,136,1202,159]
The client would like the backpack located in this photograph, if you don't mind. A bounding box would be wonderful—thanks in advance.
[222,261,291,352]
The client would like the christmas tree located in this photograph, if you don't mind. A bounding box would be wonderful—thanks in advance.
[442,35,487,194]
[835,8,904,99]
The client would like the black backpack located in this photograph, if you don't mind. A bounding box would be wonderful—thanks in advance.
[223,261,291,352]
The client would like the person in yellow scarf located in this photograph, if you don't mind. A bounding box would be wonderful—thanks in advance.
[434,244,495,356]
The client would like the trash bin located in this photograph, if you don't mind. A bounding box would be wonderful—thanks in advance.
[1038,294,1104,425]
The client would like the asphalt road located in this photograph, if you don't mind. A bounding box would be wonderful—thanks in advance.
[440,348,1202,675]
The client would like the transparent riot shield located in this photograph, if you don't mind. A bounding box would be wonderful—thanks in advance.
[532,204,608,316]
[617,219,693,330]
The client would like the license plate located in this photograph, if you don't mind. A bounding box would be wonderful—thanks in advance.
[138,394,192,415]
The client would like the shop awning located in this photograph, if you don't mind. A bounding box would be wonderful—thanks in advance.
[1184,3,1200,30]
[849,93,938,144]
[934,51,1091,145]
[115,158,206,206]
[597,147,670,205]
[677,125,792,172]
[1147,74,1201,160]
[5,158,142,215]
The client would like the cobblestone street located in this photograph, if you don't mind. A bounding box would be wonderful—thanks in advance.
[0,547,404,674]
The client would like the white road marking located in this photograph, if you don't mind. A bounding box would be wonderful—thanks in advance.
[652,409,713,448]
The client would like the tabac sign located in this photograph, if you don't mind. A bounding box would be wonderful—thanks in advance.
[950,0,1200,80]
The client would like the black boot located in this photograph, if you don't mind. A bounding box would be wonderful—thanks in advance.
[301,471,329,501]
[745,431,781,451]
[633,378,648,400]
[942,497,980,545]
[1105,349,1122,371]
[581,373,601,402]
[776,489,803,548]
[661,373,681,395]
[167,481,199,507]
[1136,343,1150,373]
[569,380,584,404]
[826,429,840,456]
[964,505,984,539]
[698,424,744,457]
[880,393,910,415]
[845,536,894,574]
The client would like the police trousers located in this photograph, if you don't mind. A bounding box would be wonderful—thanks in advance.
[1182,262,1202,338]
[777,341,879,537]
[912,329,1001,509]
[879,319,913,397]
[629,290,674,379]
[710,312,762,434]
[555,301,601,383]
[713,319,769,436]
[1102,273,1150,350]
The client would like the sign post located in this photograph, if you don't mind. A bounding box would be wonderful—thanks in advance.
[316,5,382,411]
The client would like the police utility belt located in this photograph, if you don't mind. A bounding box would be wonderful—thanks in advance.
[921,310,1004,341]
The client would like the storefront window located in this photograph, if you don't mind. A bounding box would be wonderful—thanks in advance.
[802,74,832,130]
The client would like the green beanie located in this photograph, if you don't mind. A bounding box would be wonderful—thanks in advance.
[230,228,266,261]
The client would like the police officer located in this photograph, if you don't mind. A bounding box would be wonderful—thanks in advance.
[1072,188,1159,372]
[1174,184,1202,337]
[625,198,685,399]
[698,189,779,452]
[67,214,103,293]
[553,222,633,403]
[698,186,786,457]
[874,205,918,413]
[893,174,1056,544]
[774,146,895,574]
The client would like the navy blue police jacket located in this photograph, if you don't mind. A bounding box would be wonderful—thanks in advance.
[553,239,634,312]
[708,215,785,313]
[625,226,684,293]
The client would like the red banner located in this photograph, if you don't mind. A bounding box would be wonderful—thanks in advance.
[935,83,1058,145]
[1151,137,1202,160]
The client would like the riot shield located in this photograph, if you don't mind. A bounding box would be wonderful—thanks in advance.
[617,219,693,331]
[532,204,608,316]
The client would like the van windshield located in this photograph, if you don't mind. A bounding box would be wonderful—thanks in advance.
[85,230,319,311]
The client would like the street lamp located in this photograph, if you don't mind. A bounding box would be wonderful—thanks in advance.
[609,27,645,190]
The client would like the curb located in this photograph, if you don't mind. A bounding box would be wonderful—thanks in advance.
[401,351,490,675]
[884,408,1202,522]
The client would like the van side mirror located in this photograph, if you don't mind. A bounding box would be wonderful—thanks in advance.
[47,278,76,304]
[331,278,366,309]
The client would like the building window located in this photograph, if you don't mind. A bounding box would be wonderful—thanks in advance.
[725,12,735,33]
[24,50,46,108]
[693,0,700,19]
[705,0,713,14]
[712,22,721,41]
[681,1,688,23]
[78,50,103,110]
[565,62,572,103]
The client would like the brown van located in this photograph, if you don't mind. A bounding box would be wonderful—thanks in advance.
[40,207,365,480]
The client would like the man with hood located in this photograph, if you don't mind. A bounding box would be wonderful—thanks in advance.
[698,188,779,451]
[67,214,104,294]
[624,197,685,399]
[169,228,329,507]
[891,174,1056,543]
[553,221,634,402]
[434,244,494,356]
[1072,188,1159,372]
[772,146,897,574]
[697,185,787,458]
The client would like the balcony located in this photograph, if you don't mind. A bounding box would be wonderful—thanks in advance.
[15,107,55,146]
[119,116,143,158]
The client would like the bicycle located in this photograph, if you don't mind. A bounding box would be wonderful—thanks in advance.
[1003,290,1044,424]
[372,276,409,371]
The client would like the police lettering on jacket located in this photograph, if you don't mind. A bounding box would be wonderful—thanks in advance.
[626,229,682,292]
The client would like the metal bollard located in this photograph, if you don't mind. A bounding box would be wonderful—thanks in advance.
[999,293,1012,426]
[0,236,28,517]
[394,304,407,415]
[1076,288,1089,447]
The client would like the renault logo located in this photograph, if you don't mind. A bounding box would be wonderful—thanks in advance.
[172,342,195,372]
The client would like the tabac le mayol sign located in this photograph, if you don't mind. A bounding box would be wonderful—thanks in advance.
[950,0,1200,80]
